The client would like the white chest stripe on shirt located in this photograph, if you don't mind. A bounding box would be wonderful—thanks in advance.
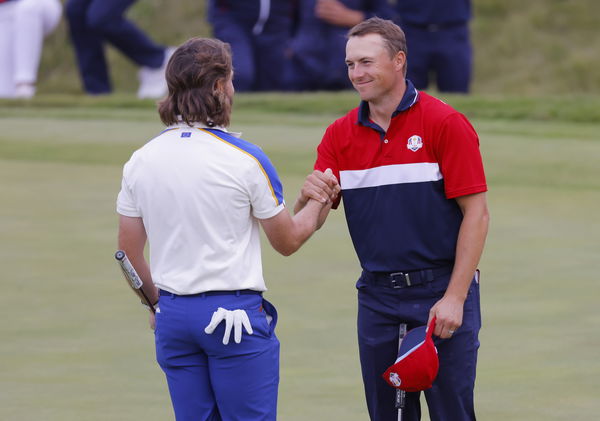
[339,163,442,190]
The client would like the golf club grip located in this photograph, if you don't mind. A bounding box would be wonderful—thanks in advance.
[115,250,156,314]
[395,389,406,410]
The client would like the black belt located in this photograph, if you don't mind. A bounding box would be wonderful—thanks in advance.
[159,289,262,297]
[363,265,453,289]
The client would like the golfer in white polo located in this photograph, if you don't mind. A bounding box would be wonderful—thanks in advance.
[116,37,339,421]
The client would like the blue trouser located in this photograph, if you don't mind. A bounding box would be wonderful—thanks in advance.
[65,0,165,94]
[403,23,472,93]
[155,291,280,421]
[357,271,481,421]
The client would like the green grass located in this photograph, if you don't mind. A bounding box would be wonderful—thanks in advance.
[4,91,600,123]
[1,94,599,420]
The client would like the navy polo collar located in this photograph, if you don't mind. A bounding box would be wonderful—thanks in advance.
[357,79,419,128]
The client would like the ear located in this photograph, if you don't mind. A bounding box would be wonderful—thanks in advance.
[214,78,224,93]
[394,51,406,73]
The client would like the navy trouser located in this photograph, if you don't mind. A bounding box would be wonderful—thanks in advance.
[155,291,280,421]
[357,271,481,421]
[403,23,472,93]
[209,12,290,92]
[65,0,165,94]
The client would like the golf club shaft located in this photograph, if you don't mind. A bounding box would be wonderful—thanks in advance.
[396,323,407,420]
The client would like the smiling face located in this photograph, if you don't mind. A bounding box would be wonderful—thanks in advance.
[345,33,406,103]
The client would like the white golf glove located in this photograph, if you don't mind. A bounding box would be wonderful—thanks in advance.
[204,307,253,345]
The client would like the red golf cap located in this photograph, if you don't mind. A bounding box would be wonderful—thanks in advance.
[382,318,439,392]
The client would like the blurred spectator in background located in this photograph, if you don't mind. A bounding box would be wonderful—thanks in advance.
[395,0,472,93]
[285,0,393,91]
[65,0,174,98]
[207,0,294,92]
[0,0,62,98]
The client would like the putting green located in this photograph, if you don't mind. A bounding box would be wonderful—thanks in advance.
[1,96,598,420]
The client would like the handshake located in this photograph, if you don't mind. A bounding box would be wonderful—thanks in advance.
[204,307,254,345]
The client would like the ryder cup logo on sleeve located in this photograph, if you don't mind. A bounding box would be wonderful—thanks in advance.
[406,135,423,152]
[382,318,439,392]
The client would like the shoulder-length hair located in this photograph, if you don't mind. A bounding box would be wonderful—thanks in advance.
[158,38,233,127]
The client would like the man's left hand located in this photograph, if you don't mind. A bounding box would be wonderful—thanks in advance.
[428,295,464,339]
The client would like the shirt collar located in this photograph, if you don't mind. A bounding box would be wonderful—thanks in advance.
[166,119,241,138]
[357,79,419,127]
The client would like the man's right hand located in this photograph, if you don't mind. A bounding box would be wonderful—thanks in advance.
[297,168,340,208]
[315,0,365,28]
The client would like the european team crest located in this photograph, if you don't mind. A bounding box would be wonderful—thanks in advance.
[407,135,423,152]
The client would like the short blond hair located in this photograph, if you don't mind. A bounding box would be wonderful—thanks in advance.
[348,17,408,59]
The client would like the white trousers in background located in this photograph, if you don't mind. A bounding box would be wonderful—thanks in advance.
[0,0,62,97]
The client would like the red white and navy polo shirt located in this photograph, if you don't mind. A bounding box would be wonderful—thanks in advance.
[315,81,487,272]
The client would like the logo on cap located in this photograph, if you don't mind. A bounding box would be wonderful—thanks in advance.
[407,135,423,152]
[382,318,439,392]
[389,372,402,387]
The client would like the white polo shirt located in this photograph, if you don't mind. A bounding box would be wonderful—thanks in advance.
[116,122,285,294]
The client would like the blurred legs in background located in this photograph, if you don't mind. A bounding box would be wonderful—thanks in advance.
[0,0,62,99]
[65,0,172,98]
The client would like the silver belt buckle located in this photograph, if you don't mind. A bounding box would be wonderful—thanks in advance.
[390,272,411,288]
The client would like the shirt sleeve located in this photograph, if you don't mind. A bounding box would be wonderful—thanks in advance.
[436,113,488,199]
[116,160,141,217]
[315,124,342,209]
[248,150,286,220]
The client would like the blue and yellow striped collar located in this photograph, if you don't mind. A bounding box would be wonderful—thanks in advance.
[164,121,242,138]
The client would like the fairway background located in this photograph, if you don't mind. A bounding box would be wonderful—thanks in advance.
[1,93,599,420]
[2,0,600,419]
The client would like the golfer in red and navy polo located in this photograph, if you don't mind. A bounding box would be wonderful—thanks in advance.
[295,17,489,421]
